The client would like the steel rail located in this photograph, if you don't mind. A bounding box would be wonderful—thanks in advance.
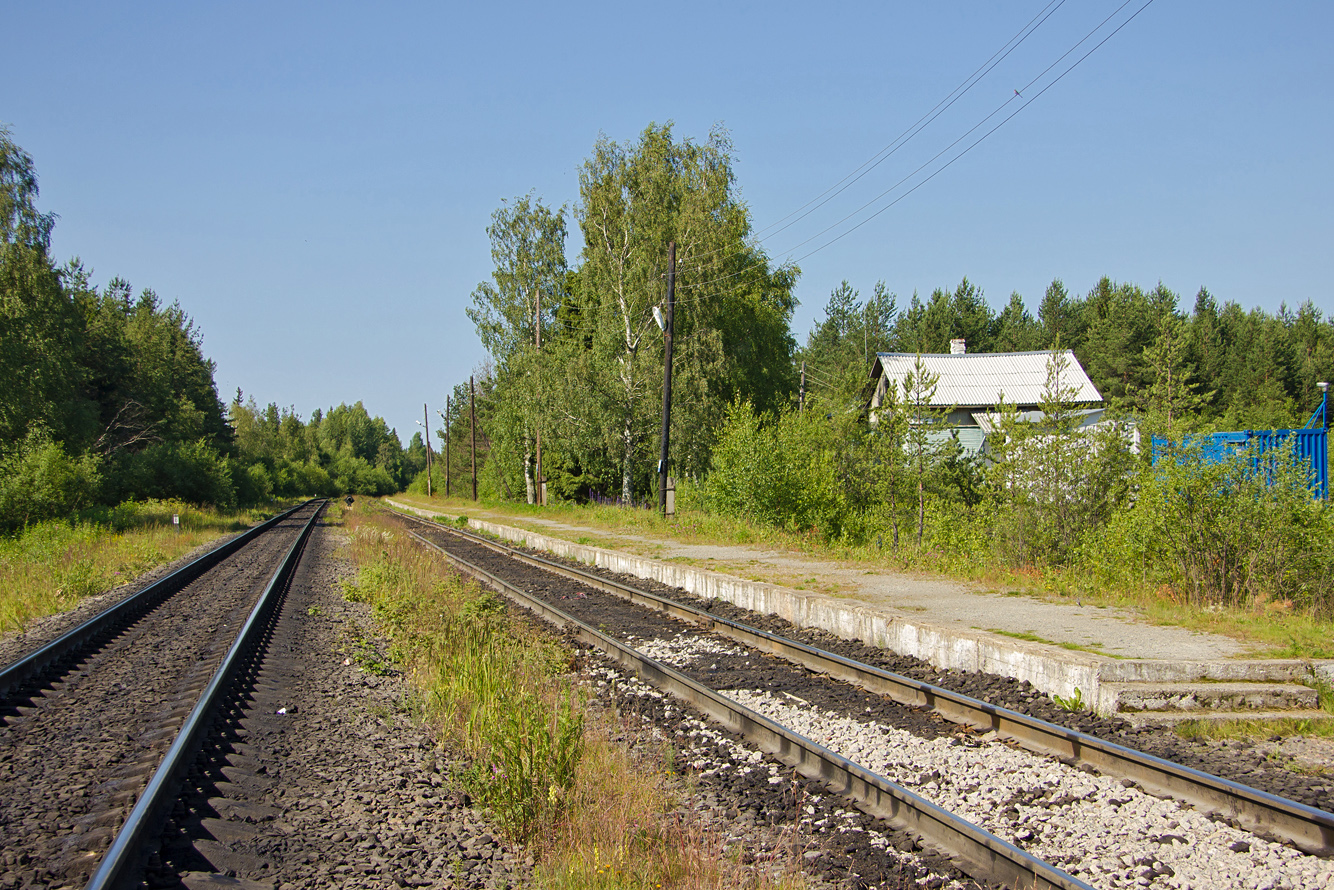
[84,499,326,890]
[406,527,1093,890]
[400,512,1334,857]
[0,501,311,698]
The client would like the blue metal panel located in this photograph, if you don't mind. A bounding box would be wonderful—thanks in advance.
[1151,425,1329,500]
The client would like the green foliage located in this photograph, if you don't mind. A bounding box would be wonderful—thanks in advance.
[704,400,848,536]
[0,431,102,532]
[1052,688,1086,712]
[1087,442,1334,611]
[984,352,1137,566]
[228,396,402,501]
[343,526,583,843]
[901,354,945,548]
[798,280,896,398]
[466,123,798,504]
[895,278,996,354]
[470,692,584,843]
[467,193,567,366]
[105,439,236,508]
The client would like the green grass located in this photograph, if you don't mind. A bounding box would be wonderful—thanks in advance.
[1173,716,1334,743]
[0,500,264,634]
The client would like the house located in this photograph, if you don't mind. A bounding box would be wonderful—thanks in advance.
[868,341,1104,455]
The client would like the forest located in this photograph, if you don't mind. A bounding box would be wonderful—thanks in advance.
[0,127,411,532]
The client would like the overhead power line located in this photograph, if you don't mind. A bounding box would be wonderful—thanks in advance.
[667,0,1155,305]
[751,0,1070,246]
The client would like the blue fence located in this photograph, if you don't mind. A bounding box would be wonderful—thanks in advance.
[1150,391,1329,500]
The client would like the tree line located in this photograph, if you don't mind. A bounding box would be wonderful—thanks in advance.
[458,121,1331,506]
[454,121,1331,612]
[798,276,1332,440]
[0,126,409,532]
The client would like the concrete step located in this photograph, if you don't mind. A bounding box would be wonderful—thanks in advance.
[1104,681,1318,715]
[1123,709,1333,728]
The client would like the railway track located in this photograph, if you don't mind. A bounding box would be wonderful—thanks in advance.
[394,511,1334,890]
[0,500,323,889]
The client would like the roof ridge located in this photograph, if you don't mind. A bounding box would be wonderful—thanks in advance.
[874,349,1070,357]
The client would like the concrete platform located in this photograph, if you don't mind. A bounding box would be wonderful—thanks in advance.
[383,499,1334,719]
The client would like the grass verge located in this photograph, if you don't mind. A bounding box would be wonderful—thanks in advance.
[340,501,805,889]
[1172,717,1334,744]
[0,499,264,634]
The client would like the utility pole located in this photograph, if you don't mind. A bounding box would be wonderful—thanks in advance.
[657,241,676,517]
[423,403,432,497]
[535,288,543,505]
[470,375,478,502]
[438,397,450,499]
[800,361,806,415]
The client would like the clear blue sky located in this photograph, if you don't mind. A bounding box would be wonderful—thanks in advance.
[7,2,1332,444]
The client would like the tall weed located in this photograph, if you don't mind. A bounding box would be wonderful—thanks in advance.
[341,521,583,843]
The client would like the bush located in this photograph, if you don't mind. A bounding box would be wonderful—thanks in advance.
[405,466,449,497]
[703,400,852,537]
[335,455,399,496]
[1086,442,1334,612]
[0,432,102,532]
[106,440,236,508]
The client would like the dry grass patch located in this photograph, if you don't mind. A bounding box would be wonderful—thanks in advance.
[0,500,256,634]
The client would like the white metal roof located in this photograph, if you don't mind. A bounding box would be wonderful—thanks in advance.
[872,350,1102,408]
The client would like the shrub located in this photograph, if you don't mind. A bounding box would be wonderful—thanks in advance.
[105,440,236,508]
[1086,441,1334,612]
[0,431,102,532]
[703,400,853,537]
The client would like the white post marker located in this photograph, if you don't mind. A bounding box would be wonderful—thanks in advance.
[172,514,180,531]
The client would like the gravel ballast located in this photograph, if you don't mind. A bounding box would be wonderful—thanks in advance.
[638,630,1334,890]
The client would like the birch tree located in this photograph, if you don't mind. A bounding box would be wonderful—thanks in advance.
[467,194,567,502]
[562,122,796,500]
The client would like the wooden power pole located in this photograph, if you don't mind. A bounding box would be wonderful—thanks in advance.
[657,241,676,517]
[423,403,432,497]
[535,288,543,505]
[470,375,478,501]
[800,361,806,415]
